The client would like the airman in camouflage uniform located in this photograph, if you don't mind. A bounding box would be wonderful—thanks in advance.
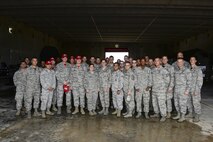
[25,58,42,118]
[172,52,190,71]
[95,57,102,72]
[13,61,27,116]
[82,56,89,71]
[149,58,170,122]
[111,62,124,117]
[107,56,114,72]
[189,57,203,122]
[135,59,152,119]
[84,64,99,115]
[40,61,56,118]
[70,56,86,115]
[99,59,111,115]
[131,60,137,73]
[173,58,192,122]
[70,56,76,69]
[55,54,72,115]
[50,57,58,112]
[162,56,175,118]
[123,62,135,118]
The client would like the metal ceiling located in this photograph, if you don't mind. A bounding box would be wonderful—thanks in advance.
[1,0,213,44]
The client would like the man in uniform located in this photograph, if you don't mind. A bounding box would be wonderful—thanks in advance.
[40,61,56,118]
[111,62,124,117]
[123,61,135,118]
[84,64,99,115]
[50,57,58,112]
[162,56,175,118]
[99,59,111,115]
[189,57,203,122]
[172,52,190,71]
[135,58,152,119]
[95,57,101,72]
[55,54,72,115]
[70,56,75,68]
[13,61,27,116]
[25,58,42,118]
[71,56,86,115]
[173,58,192,122]
[82,56,89,71]
[108,56,114,71]
[148,58,170,122]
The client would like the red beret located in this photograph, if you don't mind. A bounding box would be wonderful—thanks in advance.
[76,56,82,60]
[61,54,68,58]
[45,60,52,65]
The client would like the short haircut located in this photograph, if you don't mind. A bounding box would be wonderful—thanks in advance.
[113,62,120,66]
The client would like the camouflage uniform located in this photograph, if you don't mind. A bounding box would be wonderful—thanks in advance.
[111,70,124,111]
[150,66,169,117]
[70,64,86,108]
[84,71,99,111]
[135,66,152,113]
[163,64,175,113]
[40,68,56,111]
[123,69,135,114]
[189,66,203,115]
[94,64,101,73]
[99,67,111,108]
[172,60,190,71]
[55,62,71,107]
[13,69,27,110]
[107,63,114,72]
[25,66,42,111]
[174,67,192,115]
[82,62,89,72]
[51,65,57,108]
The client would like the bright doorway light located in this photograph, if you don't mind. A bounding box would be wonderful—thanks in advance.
[105,52,129,62]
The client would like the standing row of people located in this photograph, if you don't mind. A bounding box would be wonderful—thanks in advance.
[13,52,203,123]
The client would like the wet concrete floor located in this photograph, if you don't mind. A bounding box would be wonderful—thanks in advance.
[0,113,213,142]
[0,85,213,142]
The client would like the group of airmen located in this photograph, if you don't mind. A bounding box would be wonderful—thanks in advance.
[13,52,203,123]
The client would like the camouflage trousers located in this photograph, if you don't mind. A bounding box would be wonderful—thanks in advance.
[57,84,71,107]
[15,91,25,110]
[188,91,201,115]
[99,88,110,108]
[41,89,53,111]
[86,90,98,111]
[124,90,135,113]
[112,90,124,111]
[72,86,85,108]
[174,89,188,115]
[25,89,40,111]
[166,91,173,113]
[135,89,150,113]
[52,89,57,106]
[152,91,167,117]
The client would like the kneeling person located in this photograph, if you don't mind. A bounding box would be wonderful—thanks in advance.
[40,61,56,118]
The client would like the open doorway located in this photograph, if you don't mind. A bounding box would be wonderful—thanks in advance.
[105,48,129,62]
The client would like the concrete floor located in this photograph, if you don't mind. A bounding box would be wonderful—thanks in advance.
[0,81,213,142]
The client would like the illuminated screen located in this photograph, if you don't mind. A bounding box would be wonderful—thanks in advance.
[105,52,129,62]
